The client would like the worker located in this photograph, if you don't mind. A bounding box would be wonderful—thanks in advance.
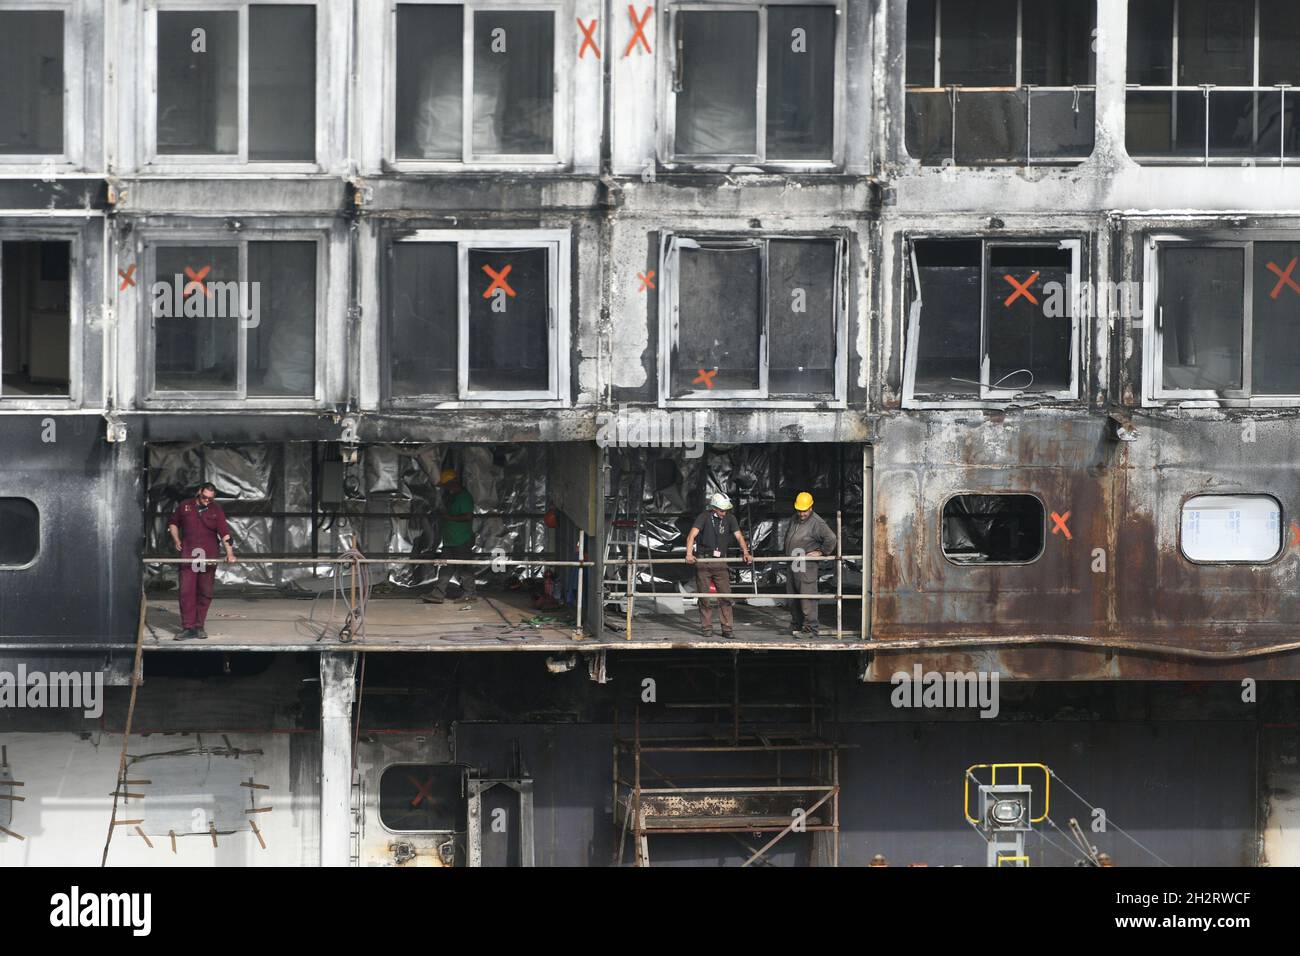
[167,482,236,640]
[785,492,836,638]
[685,492,752,638]
[423,468,478,604]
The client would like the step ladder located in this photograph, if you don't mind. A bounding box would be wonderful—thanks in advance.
[603,468,646,614]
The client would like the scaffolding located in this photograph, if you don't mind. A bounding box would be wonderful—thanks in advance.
[611,658,843,867]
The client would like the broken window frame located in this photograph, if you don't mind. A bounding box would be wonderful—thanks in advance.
[140,230,327,406]
[658,231,848,407]
[384,0,571,169]
[1125,0,1295,166]
[0,1,84,168]
[903,235,1083,408]
[0,223,84,409]
[661,0,846,169]
[939,492,1047,567]
[384,229,571,407]
[1179,493,1283,565]
[142,0,323,170]
[904,0,1097,166]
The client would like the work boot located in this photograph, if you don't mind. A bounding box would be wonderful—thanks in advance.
[722,628,735,639]
[803,625,820,638]
[790,623,803,636]
[174,628,199,641]
[422,594,445,604]
[699,625,713,638]
[195,628,208,640]
[462,594,479,603]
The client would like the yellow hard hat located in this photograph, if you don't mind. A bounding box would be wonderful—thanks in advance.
[438,468,458,485]
[794,492,814,512]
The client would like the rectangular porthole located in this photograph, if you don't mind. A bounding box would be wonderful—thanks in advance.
[0,497,40,567]
[942,494,1045,565]
[1180,494,1281,563]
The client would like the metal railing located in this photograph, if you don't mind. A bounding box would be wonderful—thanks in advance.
[906,85,1097,165]
[1125,84,1298,165]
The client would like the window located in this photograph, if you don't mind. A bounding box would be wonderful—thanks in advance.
[905,0,1096,164]
[152,3,316,162]
[2,241,71,398]
[387,230,570,402]
[667,3,840,164]
[0,10,64,157]
[147,239,319,399]
[1126,0,1300,162]
[1148,236,1300,400]
[1181,494,1281,562]
[660,235,845,402]
[0,498,40,566]
[906,238,1080,404]
[942,494,1044,564]
[379,764,466,832]
[393,2,558,163]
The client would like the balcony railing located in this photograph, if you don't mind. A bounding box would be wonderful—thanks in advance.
[905,85,1097,166]
[1125,85,1300,165]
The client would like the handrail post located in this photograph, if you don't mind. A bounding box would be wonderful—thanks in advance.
[836,510,843,640]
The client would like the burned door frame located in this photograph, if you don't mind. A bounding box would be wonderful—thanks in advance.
[380,0,575,171]
[382,228,573,408]
[657,231,849,407]
[658,0,848,171]
[901,234,1083,408]
[466,776,535,867]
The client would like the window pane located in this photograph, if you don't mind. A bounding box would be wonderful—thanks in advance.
[157,11,239,155]
[954,90,1027,163]
[1022,0,1095,86]
[472,11,554,156]
[468,247,550,392]
[1160,246,1244,391]
[0,498,39,566]
[676,11,758,156]
[766,6,834,161]
[390,243,458,396]
[906,0,937,87]
[248,241,315,397]
[153,246,240,391]
[942,494,1044,564]
[938,0,1016,86]
[1176,0,1252,86]
[1181,495,1281,562]
[1030,89,1095,160]
[2,242,71,397]
[0,11,63,155]
[768,239,836,396]
[249,5,316,161]
[987,245,1074,394]
[674,243,761,394]
[1208,90,1278,158]
[1252,242,1300,394]
[1125,90,1205,157]
[379,765,465,832]
[906,90,953,163]
[1127,0,1174,85]
[396,4,464,160]
[913,240,982,396]
[1261,0,1300,86]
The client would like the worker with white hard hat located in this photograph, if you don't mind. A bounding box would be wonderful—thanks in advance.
[785,491,836,638]
[685,491,752,638]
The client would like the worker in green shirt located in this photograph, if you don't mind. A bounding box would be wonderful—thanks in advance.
[423,468,478,604]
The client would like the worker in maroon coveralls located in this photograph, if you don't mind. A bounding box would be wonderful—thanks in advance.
[167,482,236,640]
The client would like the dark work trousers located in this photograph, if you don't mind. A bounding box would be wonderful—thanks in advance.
[179,563,218,629]
[695,562,732,632]
[786,565,821,632]
[435,543,477,598]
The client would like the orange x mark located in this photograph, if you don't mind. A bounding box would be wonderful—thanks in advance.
[637,270,656,291]
[1003,272,1041,307]
[1291,521,1300,548]
[409,775,435,809]
[1267,259,1300,300]
[117,264,136,291]
[482,263,516,299]
[183,265,211,297]
[693,367,717,389]
[577,17,601,58]
[624,5,652,57]
[1050,511,1072,540]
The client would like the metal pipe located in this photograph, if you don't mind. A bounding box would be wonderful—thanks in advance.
[836,510,842,640]
[574,535,585,640]
[144,557,594,567]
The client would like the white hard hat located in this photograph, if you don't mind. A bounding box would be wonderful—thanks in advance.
[709,493,733,511]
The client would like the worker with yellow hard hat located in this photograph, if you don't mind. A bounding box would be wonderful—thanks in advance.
[785,491,836,638]
[423,467,478,605]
